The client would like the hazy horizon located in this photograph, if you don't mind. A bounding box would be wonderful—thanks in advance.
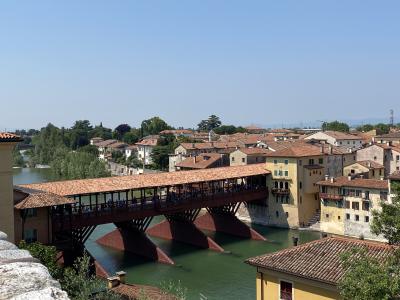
[1,1,399,130]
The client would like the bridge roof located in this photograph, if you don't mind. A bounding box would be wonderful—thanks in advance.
[17,164,270,197]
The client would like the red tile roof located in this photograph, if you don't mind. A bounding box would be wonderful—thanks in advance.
[176,153,222,169]
[0,132,22,142]
[246,236,395,286]
[353,160,384,170]
[322,131,363,140]
[235,148,273,156]
[389,171,400,180]
[14,187,75,209]
[317,176,388,190]
[18,164,270,196]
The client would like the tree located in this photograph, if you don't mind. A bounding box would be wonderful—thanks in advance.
[12,147,25,167]
[322,121,350,132]
[339,248,400,300]
[356,124,374,132]
[375,123,391,134]
[68,120,92,150]
[371,182,400,245]
[89,124,113,140]
[141,117,171,137]
[114,124,131,140]
[213,125,246,135]
[19,241,63,280]
[61,253,121,300]
[197,115,222,131]
[122,131,139,144]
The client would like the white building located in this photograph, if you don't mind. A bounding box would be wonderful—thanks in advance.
[135,136,159,165]
[305,131,363,149]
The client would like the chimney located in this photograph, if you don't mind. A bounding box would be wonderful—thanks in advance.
[292,236,299,246]
[320,145,324,154]
[348,175,352,181]
[387,141,391,147]
[367,161,371,168]
[329,145,333,154]
[360,174,364,179]
[193,156,197,163]
[107,276,120,289]
[321,232,328,238]
[115,271,126,284]
[325,174,329,181]
[380,176,384,181]
[330,177,334,183]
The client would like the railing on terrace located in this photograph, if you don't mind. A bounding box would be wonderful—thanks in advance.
[319,193,343,201]
[271,188,290,195]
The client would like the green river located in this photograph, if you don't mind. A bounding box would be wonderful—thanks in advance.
[13,168,320,300]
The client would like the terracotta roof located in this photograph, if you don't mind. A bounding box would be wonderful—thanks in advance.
[354,160,384,169]
[267,143,326,157]
[375,132,400,139]
[136,138,158,146]
[159,129,193,135]
[389,171,400,180]
[107,142,128,149]
[18,164,270,196]
[322,131,363,140]
[13,187,75,209]
[235,148,273,156]
[126,145,138,150]
[0,132,22,142]
[179,141,241,150]
[246,236,395,286]
[317,176,388,190]
[112,283,176,300]
[176,153,222,169]
[95,139,118,147]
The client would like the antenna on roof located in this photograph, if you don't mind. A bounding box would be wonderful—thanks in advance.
[390,109,394,127]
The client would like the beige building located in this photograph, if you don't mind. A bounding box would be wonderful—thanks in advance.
[266,144,328,228]
[357,143,400,176]
[0,133,22,242]
[230,148,272,166]
[318,176,388,240]
[343,160,385,179]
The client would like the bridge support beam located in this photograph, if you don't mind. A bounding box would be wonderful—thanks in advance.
[146,210,224,252]
[194,205,266,241]
[96,218,174,265]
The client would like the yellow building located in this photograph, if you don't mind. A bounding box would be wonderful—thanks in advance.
[266,143,328,228]
[343,160,384,179]
[246,236,394,300]
[0,133,22,242]
[317,176,388,240]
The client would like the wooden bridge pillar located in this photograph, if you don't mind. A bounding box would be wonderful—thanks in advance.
[96,217,175,265]
[146,210,224,252]
[194,205,266,241]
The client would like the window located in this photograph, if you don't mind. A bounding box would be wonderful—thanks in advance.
[338,216,341,220]
[284,170,289,177]
[372,170,375,177]
[24,228,37,243]
[362,201,370,211]
[25,208,37,218]
[309,159,314,165]
[276,211,279,218]
[274,170,278,176]
[242,157,245,163]
[274,181,279,188]
[280,281,293,300]
[285,212,289,218]
[325,214,329,218]
[355,190,361,197]
[231,157,235,162]
[319,158,323,164]
[364,191,370,200]
[299,182,302,189]
[355,215,360,221]
[374,156,377,161]
[397,155,400,161]
[299,196,302,204]
[380,191,388,201]
[352,202,359,210]
[346,213,350,220]
[365,216,370,223]
[298,160,302,166]
[345,201,350,209]
[284,182,289,189]
[284,159,289,165]
[278,170,283,176]
[274,159,278,165]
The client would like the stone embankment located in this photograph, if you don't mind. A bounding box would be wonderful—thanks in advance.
[0,231,69,300]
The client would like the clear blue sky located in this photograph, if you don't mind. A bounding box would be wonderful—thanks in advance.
[1,1,399,130]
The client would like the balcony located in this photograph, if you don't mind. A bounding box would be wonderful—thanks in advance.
[320,193,343,201]
[272,188,290,195]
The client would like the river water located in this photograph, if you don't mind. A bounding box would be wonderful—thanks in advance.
[13,168,320,300]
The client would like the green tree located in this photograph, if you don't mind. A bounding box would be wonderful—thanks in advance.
[113,124,131,140]
[197,115,222,131]
[141,117,171,137]
[61,253,121,300]
[356,124,374,132]
[68,120,93,150]
[371,182,400,245]
[375,123,391,134]
[122,131,139,144]
[12,147,25,167]
[213,125,246,135]
[339,248,400,300]
[19,241,63,279]
[89,123,113,140]
[322,121,350,132]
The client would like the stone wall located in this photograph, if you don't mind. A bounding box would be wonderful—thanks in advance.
[236,203,269,225]
[0,231,69,300]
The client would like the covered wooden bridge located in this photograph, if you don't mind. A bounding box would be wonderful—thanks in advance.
[19,164,270,264]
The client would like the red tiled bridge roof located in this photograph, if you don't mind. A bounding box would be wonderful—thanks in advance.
[18,164,270,196]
